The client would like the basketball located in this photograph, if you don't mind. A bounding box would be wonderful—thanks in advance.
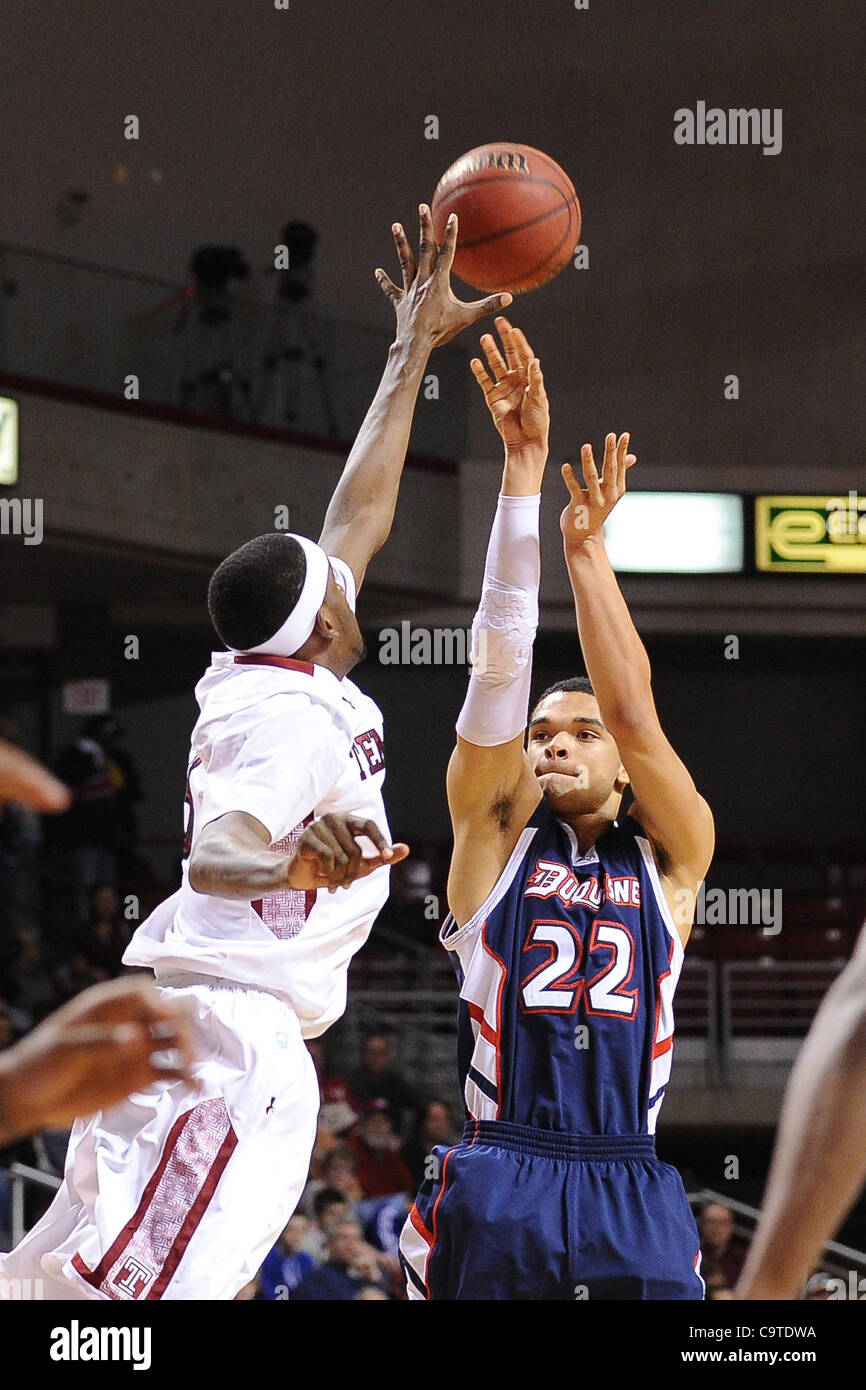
[431,143,581,294]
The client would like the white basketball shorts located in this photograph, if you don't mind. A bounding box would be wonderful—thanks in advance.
[0,973,319,1300]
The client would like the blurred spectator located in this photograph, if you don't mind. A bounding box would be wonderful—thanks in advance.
[320,1146,365,1205]
[75,883,132,981]
[299,1145,363,1220]
[402,1098,458,1186]
[299,1188,345,1262]
[0,716,43,946]
[349,1030,414,1133]
[373,855,437,948]
[53,945,107,1005]
[319,1078,359,1137]
[348,1099,413,1199]
[0,929,59,1026]
[357,1191,412,1260]
[307,1037,359,1136]
[699,1201,748,1287]
[307,1117,340,1181]
[290,1218,389,1300]
[308,1187,350,1258]
[259,1212,316,1299]
[355,1284,389,1300]
[54,716,142,906]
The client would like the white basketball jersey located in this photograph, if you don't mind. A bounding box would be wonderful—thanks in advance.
[125,569,390,1038]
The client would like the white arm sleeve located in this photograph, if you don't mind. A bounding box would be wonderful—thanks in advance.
[455,492,540,748]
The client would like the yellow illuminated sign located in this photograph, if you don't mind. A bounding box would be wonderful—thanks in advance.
[0,397,18,486]
[755,494,866,573]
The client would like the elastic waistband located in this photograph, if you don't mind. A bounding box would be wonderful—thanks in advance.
[154,968,291,1006]
[462,1120,656,1162]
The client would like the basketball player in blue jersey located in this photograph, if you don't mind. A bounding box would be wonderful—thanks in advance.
[400,319,715,1300]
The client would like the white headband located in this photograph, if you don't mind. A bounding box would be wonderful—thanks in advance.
[235,533,332,658]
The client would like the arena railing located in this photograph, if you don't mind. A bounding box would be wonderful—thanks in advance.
[338,989,462,1111]
[689,1187,866,1289]
[344,955,850,1093]
[719,960,845,1083]
[5,1168,865,1288]
[0,242,468,460]
[5,1161,61,1249]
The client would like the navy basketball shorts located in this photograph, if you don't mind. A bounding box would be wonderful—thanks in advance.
[399,1120,704,1301]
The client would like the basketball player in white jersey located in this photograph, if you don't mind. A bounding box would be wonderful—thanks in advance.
[0,207,510,1300]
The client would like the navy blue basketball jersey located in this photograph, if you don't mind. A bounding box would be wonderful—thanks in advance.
[440,798,684,1135]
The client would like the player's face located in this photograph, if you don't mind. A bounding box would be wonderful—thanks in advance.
[527,692,628,817]
[322,568,365,673]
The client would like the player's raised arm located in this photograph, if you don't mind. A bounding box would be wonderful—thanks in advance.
[318,206,511,592]
[559,439,714,935]
[446,320,549,927]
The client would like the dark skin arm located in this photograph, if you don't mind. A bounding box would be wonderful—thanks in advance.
[0,735,70,812]
[736,925,866,1299]
[0,978,199,1144]
[188,810,408,898]
[318,206,511,592]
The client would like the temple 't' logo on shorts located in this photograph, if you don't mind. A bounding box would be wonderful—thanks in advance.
[112,1257,154,1300]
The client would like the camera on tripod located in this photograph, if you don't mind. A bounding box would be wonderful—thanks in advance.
[190,246,251,323]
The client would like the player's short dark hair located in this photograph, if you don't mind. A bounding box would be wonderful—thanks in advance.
[207,533,307,650]
[531,676,595,720]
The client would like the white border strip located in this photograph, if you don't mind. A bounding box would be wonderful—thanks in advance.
[634,834,685,959]
[440,826,538,951]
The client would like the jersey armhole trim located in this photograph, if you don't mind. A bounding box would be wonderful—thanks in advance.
[635,834,685,962]
[439,825,538,951]
[199,804,280,845]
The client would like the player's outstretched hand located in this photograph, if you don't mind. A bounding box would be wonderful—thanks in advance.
[0,735,70,812]
[287,813,409,893]
[470,317,549,469]
[0,977,201,1143]
[560,432,636,555]
[375,204,512,350]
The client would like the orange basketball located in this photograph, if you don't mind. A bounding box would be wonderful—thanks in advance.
[431,143,581,294]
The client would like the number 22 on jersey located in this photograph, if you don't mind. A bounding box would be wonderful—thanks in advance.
[520,917,638,1019]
